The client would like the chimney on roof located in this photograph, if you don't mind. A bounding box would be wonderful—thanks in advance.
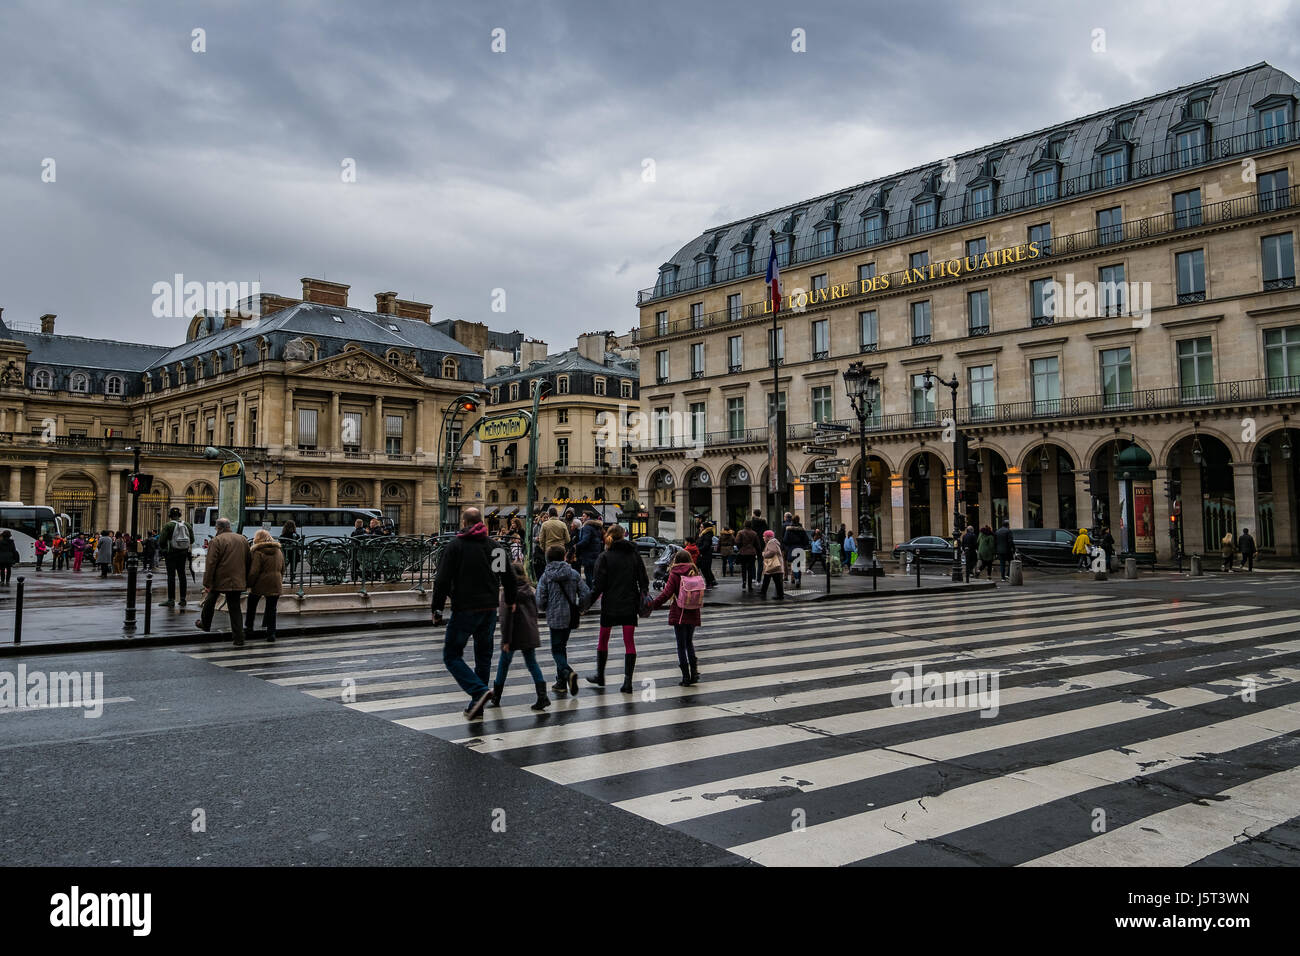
[394,298,433,323]
[40,313,56,334]
[576,331,607,365]
[375,291,399,315]
[300,277,350,308]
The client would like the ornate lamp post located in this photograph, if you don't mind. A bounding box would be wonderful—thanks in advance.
[250,459,286,523]
[922,367,963,582]
[842,361,879,575]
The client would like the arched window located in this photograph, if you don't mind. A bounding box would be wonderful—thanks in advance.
[555,486,570,499]
[557,375,570,394]
[594,486,607,500]
[70,372,89,393]
[212,351,223,374]
[442,357,459,379]
[489,489,499,503]
[387,350,402,366]
[106,375,124,395]
[32,368,52,389]
[490,386,500,404]
[509,382,519,401]
[231,346,242,369]
[508,488,518,502]
[621,486,634,500]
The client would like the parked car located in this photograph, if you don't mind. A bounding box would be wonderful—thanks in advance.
[1011,528,1079,566]
[634,536,663,556]
[892,535,957,564]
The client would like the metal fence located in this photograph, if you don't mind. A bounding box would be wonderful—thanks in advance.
[279,533,527,594]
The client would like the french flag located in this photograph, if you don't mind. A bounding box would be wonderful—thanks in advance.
[766,241,782,313]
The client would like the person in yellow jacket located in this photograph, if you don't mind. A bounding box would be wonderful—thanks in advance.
[1071,527,1092,571]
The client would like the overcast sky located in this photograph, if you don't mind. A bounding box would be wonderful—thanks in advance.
[1,0,1297,350]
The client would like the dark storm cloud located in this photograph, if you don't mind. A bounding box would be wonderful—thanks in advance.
[0,0,1296,347]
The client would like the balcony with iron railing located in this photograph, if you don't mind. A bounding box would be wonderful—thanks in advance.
[0,432,266,459]
[638,115,1299,307]
[632,375,1300,454]
[536,463,638,476]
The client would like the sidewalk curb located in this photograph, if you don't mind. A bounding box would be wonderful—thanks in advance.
[705,579,998,607]
[0,616,432,658]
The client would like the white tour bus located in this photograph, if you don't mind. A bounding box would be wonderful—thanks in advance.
[0,502,71,562]
[190,505,384,552]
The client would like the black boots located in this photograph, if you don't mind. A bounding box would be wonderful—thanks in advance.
[587,650,608,686]
[680,664,693,686]
[620,653,637,693]
[490,682,504,707]
[690,660,700,684]
[530,682,550,711]
[552,676,568,697]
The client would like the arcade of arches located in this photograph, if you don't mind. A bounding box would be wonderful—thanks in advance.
[639,418,1300,559]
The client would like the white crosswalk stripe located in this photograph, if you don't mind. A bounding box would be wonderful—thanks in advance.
[181,588,1300,866]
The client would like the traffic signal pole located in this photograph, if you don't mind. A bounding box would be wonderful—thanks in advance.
[123,446,141,633]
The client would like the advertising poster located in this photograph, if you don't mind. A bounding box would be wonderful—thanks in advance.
[1134,482,1155,552]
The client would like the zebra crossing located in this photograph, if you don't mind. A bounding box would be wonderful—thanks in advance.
[177,589,1300,866]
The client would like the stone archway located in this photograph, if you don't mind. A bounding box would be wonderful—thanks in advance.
[1252,425,1300,556]
[1020,441,1078,530]
[47,471,99,533]
[722,463,753,533]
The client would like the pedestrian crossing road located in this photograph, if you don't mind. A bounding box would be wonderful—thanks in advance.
[178,590,1300,866]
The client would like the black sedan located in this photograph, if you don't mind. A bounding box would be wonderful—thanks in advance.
[891,535,958,564]
[634,536,666,556]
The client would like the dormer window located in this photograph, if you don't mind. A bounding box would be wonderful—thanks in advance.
[491,386,500,404]
[863,210,886,244]
[594,377,606,396]
[1175,126,1206,167]
[773,235,790,267]
[1100,147,1128,187]
[70,372,89,393]
[656,263,678,296]
[509,382,520,401]
[731,245,753,277]
[1254,94,1294,148]
[31,368,52,390]
[213,351,223,374]
[442,357,459,379]
[967,183,993,219]
[1045,135,1066,160]
[557,375,570,395]
[1187,94,1211,119]
[912,198,936,233]
[1116,116,1135,139]
[105,375,124,396]
[815,224,835,257]
[695,256,714,286]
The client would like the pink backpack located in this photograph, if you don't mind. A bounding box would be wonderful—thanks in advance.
[677,568,706,610]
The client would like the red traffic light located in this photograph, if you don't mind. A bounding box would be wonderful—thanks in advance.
[128,472,154,495]
[460,400,478,412]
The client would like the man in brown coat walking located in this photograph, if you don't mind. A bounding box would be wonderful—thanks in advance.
[196,517,252,645]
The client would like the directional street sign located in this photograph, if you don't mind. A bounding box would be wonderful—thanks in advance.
[816,458,850,469]
[799,471,842,483]
[812,422,852,432]
[812,433,841,444]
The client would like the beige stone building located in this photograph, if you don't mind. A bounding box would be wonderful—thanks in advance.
[0,278,493,537]
[633,62,1300,559]
[481,331,642,534]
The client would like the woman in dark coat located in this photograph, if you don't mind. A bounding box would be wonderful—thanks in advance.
[0,530,19,585]
[583,524,648,693]
[493,563,550,711]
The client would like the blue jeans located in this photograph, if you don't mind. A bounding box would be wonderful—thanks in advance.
[495,646,545,685]
[581,561,596,587]
[550,626,572,681]
[443,609,498,699]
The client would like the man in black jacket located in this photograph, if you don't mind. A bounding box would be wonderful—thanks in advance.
[994,520,1014,581]
[696,518,717,588]
[431,507,517,719]
[749,509,769,541]
[782,517,811,588]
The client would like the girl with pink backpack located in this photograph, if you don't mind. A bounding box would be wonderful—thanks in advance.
[650,551,705,685]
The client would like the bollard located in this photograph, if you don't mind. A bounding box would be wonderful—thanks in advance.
[1094,568,1108,581]
[14,575,24,644]
[144,572,153,635]
[1010,558,1023,586]
[915,553,922,588]
[1190,553,1203,576]
[1125,557,1138,579]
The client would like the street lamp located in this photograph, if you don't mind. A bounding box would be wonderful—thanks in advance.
[842,361,879,576]
[922,367,963,582]
[1191,422,1204,467]
[251,459,286,523]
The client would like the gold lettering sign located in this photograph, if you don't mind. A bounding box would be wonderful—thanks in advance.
[478,412,531,442]
[219,460,242,478]
[766,241,1040,313]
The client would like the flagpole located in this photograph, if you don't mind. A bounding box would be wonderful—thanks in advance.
[769,230,784,531]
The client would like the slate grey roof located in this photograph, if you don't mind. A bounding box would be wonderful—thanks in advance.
[653,62,1300,291]
[147,302,477,369]
[485,347,638,384]
[4,328,167,373]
